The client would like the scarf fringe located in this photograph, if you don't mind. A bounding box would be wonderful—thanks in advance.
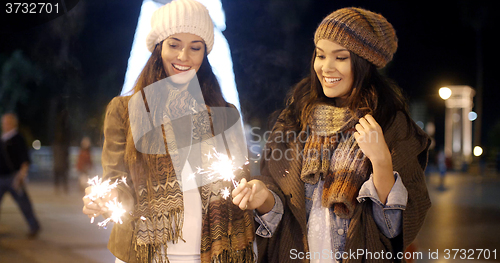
[134,208,185,262]
[134,241,254,263]
[134,243,171,263]
[208,244,255,263]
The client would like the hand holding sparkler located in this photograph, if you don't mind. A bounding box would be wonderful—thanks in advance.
[82,186,118,219]
[82,176,132,227]
[232,178,275,214]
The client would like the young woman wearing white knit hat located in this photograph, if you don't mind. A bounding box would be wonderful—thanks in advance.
[82,0,254,262]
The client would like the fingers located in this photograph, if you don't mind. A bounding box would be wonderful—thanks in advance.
[232,178,247,197]
[358,116,370,130]
[249,183,257,203]
[82,202,102,218]
[238,188,251,210]
[358,114,380,130]
[363,114,378,126]
[82,194,108,218]
[232,186,250,209]
[356,114,383,140]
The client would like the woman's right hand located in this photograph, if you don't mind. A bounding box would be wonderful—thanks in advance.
[82,187,118,219]
[232,178,275,214]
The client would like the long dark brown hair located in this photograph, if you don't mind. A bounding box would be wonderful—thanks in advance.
[280,49,413,134]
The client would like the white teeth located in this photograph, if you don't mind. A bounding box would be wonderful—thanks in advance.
[172,64,191,71]
[324,77,341,84]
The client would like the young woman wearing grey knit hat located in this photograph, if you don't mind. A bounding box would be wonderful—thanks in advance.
[82,0,255,262]
[232,7,431,263]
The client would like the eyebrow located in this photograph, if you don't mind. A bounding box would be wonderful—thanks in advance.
[316,47,349,53]
[168,37,204,44]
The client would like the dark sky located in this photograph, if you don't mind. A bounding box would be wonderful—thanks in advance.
[0,0,498,147]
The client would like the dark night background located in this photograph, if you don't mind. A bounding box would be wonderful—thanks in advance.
[2,2,500,260]
[1,0,499,161]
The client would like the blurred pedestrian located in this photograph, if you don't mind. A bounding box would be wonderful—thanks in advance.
[437,148,447,189]
[76,136,93,192]
[0,113,41,238]
[53,106,70,195]
[232,7,431,262]
[82,1,254,262]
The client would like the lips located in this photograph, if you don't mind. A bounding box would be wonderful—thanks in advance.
[172,63,192,71]
[324,77,341,84]
[322,76,342,87]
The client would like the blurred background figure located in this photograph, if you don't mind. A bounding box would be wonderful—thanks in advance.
[437,148,447,190]
[52,106,70,195]
[76,136,93,193]
[0,113,41,238]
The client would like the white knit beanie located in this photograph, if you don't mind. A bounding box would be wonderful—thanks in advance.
[146,0,215,54]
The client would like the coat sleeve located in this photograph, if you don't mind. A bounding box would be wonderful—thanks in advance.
[102,96,135,203]
[385,112,432,250]
[254,113,309,263]
[254,146,287,263]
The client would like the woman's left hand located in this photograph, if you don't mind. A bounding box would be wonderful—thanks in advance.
[353,114,391,165]
[232,178,272,213]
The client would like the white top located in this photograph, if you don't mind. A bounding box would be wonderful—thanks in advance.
[166,161,202,257]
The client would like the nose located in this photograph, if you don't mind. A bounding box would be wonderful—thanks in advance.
[177,48,188,61]
[323,58,337,73]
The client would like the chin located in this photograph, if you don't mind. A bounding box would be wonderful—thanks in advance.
[322,90,338,99]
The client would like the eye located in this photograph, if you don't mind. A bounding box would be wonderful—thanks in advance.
[316,54,325,59]
[191,47,202,51]
[168,43,178,48]
[336,56,349,61]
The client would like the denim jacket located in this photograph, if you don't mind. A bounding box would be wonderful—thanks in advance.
[254,172,407,254]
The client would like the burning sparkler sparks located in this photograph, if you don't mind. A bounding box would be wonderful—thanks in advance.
[191,149,245,199]
[221,187,231,199]
[97,198,126,227]
[85,176,128,228]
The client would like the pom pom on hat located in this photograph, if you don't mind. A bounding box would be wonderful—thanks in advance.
[146,0,214,53]
[314,7,398,68]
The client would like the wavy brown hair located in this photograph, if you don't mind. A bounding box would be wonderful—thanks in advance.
[279,49,414,135]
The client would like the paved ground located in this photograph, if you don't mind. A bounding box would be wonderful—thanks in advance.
[416,172,500,262]
[1,172,499,263]
[0,179,114,263]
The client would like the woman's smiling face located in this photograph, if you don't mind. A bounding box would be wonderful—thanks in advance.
[161,33,205,77]
[314,39,353,103]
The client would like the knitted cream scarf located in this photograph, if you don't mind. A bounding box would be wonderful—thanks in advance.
[124,87,254,263]
[300,104,370,219]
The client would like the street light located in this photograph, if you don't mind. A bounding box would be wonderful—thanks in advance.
[468,111,478,121]
[473,146,483,157]
[440,85,475,169]
[439,87,452,100]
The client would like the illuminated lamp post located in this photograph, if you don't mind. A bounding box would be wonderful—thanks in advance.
[439,86,475,170]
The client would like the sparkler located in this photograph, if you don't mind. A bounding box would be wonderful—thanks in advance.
[85,176,128,227]
[221,187,231,199]
[192,149,246,199]
[97,198,126,227]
